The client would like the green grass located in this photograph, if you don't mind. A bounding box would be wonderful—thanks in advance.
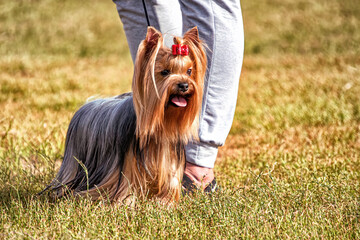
[1,0,359,238]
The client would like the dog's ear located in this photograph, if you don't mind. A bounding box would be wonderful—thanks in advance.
[145,27,162,49]
[182,26,207,94]
[183,26,200,44]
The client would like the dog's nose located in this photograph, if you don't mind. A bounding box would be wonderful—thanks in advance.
[178,83,189,92]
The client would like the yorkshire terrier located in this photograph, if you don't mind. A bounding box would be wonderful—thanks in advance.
[45,26,207,204]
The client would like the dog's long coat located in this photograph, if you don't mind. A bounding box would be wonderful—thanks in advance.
[45,26,207,204]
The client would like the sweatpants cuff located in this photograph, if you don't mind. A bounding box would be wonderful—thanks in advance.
[185,141,218,168]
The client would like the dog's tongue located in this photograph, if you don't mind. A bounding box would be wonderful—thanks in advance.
[171,96,187,107]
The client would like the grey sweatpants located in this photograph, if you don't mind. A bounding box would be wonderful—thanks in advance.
[113,0,244,168]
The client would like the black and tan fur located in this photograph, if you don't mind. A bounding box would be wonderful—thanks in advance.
[44,27,207,204]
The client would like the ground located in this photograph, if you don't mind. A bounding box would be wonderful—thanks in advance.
[0,0,359,238]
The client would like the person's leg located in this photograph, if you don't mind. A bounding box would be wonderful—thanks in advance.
[112,0,182,62]
[112,0,244,190]
[179,0,244,187]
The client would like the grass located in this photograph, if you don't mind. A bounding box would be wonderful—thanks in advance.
[0,0,359,238]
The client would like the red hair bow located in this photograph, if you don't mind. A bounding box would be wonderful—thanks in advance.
[172,44,189,56]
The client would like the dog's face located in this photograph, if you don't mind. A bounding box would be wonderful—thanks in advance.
[133,27,207,144]
[155,47,195,109]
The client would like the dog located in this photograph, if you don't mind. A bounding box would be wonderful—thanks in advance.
[45,26,207,204]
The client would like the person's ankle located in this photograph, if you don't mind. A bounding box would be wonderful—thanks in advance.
[184,161,214,190]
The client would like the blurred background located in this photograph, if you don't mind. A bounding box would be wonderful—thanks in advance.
[1,0,359,58]
[0,0,359,238]
[0,0,359,129]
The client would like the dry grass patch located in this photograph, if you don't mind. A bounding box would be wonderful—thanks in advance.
[1,0,360,238]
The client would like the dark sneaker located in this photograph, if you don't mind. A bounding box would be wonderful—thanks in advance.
[182,174,218,195]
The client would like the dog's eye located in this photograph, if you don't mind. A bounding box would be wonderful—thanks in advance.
[161,70,170,76]
[186,68,192,76]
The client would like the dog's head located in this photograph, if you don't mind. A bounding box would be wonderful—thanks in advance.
[133,27,207,145]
